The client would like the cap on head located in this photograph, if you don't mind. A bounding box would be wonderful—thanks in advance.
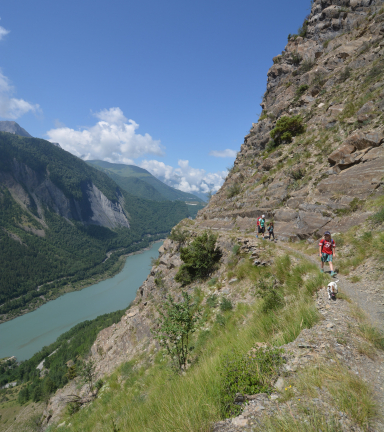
[324,231,331,236]
[262,214,265,218]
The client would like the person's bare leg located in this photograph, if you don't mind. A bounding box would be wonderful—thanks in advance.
[329,262,334,272]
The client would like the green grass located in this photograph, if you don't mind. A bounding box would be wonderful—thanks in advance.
[51,256,326,432]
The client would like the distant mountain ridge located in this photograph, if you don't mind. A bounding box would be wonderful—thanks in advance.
[0,121,32,137]
[87,160,205,203]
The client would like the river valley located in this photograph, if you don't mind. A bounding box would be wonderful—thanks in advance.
[0,241,162,362]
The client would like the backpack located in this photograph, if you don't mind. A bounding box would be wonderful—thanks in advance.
[257,218,260,226]
[319,238,335,253]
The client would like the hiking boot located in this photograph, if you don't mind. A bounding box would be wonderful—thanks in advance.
[320,269,324,273]
[331,271,337,277]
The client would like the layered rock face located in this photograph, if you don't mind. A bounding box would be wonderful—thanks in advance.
[197,0,384,240]
[0,159,130,229]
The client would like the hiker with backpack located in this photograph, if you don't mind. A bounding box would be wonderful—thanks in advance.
[319,231,336,277]
[267,222,274,241]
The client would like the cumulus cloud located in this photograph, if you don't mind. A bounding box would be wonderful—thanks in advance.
[46,107,164,163]
[140,159,226,195]
[209,149,237,158]
[0,21,10,41]
[0,70,41,119]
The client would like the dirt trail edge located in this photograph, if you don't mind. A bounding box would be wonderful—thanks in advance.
[213,234,384,432]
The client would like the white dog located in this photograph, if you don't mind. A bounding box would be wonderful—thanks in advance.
[327,280,339,301]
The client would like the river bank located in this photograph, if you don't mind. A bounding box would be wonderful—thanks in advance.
[0,240,164,361]
[0,237,165,325]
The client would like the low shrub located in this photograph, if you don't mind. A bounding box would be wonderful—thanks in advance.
[289,167,306,180]
[207,294,218,308]
[270,115,305,145]
[220,297,233,312]
[218,347,285,417]
[339,66,351,82]
[227,182,241,198]
[323,39,331,48]
[291,51,302,65]
[371,207,384,224]
[296,84,309,97]
[300,60,315,73]
[175,231,222,285]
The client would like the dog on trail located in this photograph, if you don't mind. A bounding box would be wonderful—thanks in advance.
[327,280,339,301]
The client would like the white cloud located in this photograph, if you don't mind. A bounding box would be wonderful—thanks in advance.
[46,107,164,163]
[0,21,10,41]
[140,159,226,195]
[209,149,237,158]
[0,70,41,119]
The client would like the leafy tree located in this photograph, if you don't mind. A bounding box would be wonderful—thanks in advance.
[152,292,201,371]
[270,115,305,145]
[168,226,189,248]
[175,232,222,285]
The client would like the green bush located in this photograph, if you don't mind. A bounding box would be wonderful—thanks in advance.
[227,182,241,198]
[218,347,285,417]
[298,20,308,38]
[291,51,302,65]
[290,167,306,180]
[270,115,305,145]
[220,297,233,312]
[175,232,222,285]
[300,60,315,73]
[232,244,240,255]
[339,67,351,82]
[296,84,309,97]
[371,207,384,224]
[169,226,189,246]
[207,294,218,308]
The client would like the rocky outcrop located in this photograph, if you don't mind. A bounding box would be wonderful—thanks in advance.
[0,159,129,229]
[0,121,32,137]
[197,0,384,239]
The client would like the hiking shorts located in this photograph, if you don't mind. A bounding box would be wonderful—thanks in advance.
[321,253,333,262]
[258,226,265,234]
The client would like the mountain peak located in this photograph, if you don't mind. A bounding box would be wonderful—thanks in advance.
[0,121,32,138]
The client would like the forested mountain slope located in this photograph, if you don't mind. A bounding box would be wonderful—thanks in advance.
[87,160,205,203]
[0,132,189,321]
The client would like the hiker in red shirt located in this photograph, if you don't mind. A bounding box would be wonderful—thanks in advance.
[319,231,336,277]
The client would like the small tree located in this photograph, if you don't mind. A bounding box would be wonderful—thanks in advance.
[169,226,189,248]
[152,291,201,371]
[79,359,96,394]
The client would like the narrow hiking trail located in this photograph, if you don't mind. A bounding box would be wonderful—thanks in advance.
[212,232,384,432]
[279,241,384,333]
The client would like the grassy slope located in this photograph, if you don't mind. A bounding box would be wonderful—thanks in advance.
[47,245,329,432]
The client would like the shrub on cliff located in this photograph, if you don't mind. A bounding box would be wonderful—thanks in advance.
[270,115,305,145]
[175,232,222,285]
[152,291,201,371]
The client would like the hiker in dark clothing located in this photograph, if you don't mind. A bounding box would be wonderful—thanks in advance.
[267,222,274,240]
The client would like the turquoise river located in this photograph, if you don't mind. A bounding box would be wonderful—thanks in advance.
[0,241,162,361]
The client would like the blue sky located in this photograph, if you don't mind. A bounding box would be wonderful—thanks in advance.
[0,0,310,198]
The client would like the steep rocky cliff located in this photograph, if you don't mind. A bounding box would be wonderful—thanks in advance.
[197,0,384,240]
